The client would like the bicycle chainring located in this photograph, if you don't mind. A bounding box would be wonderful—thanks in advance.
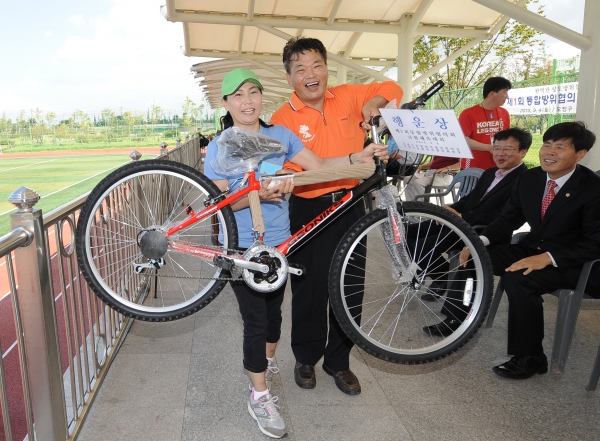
[242,243,289,293]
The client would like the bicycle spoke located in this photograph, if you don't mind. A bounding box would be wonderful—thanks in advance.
[77,161,238,320]
[329,201,493,363]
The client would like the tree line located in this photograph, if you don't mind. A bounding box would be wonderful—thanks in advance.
[0,95,213,149]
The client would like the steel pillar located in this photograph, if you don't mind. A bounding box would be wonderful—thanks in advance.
[577,0,600,170]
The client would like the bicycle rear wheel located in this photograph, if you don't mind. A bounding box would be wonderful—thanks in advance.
[328,200,493,364]
[76,160,238,321]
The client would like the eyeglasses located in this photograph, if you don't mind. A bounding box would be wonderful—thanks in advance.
[492,147,517,153]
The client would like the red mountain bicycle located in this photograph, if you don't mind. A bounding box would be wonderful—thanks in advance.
[76,112,493,365]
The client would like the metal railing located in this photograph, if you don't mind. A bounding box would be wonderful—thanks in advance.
[0,135,203,441]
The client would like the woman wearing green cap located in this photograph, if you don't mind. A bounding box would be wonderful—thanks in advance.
[203,68,386,438]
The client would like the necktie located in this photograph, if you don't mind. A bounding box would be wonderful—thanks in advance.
[541,180,557,219]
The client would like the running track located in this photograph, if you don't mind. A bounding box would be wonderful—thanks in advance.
[0,147,158,440]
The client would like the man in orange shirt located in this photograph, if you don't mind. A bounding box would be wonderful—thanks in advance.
[271,37,403,395]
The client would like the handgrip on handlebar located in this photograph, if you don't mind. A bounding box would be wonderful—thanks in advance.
[400,80,445,110]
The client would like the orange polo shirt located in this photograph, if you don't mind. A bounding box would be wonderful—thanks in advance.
[270,82,403,199]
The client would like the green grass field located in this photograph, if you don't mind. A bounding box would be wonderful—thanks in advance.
[0,152,157,236]
[0,133,545,237]
[522,133,543,169]
[0,134,183,154]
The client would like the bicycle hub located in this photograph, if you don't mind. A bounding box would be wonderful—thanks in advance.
[138,229,168,260]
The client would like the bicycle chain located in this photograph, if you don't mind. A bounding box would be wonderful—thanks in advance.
[144,244,246,282]
[144,244,299,283]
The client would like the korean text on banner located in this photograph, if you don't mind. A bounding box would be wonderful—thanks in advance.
[502,82,578,115]
[379,109,472,159]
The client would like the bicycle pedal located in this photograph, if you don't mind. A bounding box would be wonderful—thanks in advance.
[288,263,305,276]
[213,255,235,271]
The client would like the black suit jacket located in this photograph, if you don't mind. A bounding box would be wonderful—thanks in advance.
[482,165,600,274]
[450,163,527,235]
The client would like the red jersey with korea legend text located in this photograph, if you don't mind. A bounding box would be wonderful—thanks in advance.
[459,104,510,170]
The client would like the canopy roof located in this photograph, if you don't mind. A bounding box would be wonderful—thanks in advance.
[162,0,530,110]
[160,0,600,174]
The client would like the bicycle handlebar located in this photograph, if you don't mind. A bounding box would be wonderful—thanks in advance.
[400,80,445,110]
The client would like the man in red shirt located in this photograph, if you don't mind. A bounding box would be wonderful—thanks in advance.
[459,77,511,170]
[271,37,403,395]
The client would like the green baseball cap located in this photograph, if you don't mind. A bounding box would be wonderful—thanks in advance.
[221,68,264,97]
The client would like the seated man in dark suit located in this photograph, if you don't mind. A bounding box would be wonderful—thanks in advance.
[455,121,600,379]
[410,127,531,301]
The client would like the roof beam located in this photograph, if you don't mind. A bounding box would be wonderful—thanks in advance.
[327,0,344,26]
[341,32,362,57]
[239,57,288,79]
[237,26,244,55]
[256,24,393,82]
[327,53,392,83]
[166,10,489,38]
[182,23,191,56]
[413,0,528,86]
[247,0,256,21]
[187,49,395,66]
[161,1,176,20]
[416,24,490,39]
[472,0,591,50]
[406,0,435,36]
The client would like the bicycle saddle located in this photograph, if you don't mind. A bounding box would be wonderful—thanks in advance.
[212,127,288,176]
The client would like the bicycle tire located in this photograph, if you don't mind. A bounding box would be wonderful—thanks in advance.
[328,200,493,364]
[76,159,238,321]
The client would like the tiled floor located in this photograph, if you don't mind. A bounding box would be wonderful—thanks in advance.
[78,283,600,441]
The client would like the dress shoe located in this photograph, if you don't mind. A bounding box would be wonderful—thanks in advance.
[422,318,460,337]
[421,280,447,302]
[492,355,548,380]
[294,362,316,389]
[322,364,361,395]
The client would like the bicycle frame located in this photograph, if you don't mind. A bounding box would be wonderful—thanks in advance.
[165,162,388,271]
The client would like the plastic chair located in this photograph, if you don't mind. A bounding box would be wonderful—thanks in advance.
[387,153,425,186]
[486,232,600,375]
[585,171,600,391]
[586,345,600,391]
[413,168,484,205]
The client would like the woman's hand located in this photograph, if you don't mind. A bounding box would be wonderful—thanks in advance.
[258,178,294,202]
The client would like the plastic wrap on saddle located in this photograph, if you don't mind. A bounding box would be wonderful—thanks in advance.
[211,127,288,176]
[376,185,419,282]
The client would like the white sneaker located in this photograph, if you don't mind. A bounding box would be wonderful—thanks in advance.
[247,392,288,439]
[247,358,280,391]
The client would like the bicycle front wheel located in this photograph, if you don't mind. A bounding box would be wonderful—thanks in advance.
[76,160,238,321]
[329,201,493,364]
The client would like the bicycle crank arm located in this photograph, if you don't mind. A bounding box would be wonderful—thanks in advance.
[214,255,270,274]
[287,264,303,276]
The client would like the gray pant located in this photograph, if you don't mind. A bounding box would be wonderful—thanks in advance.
[403,171,454,201]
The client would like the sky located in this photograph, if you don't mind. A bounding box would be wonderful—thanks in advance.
[0,0,587,118]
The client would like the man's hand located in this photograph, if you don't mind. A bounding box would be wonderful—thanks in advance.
[444,205,461,217]
[459,247,471,267]
[505,253,552,275]
[361,96,388,129]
